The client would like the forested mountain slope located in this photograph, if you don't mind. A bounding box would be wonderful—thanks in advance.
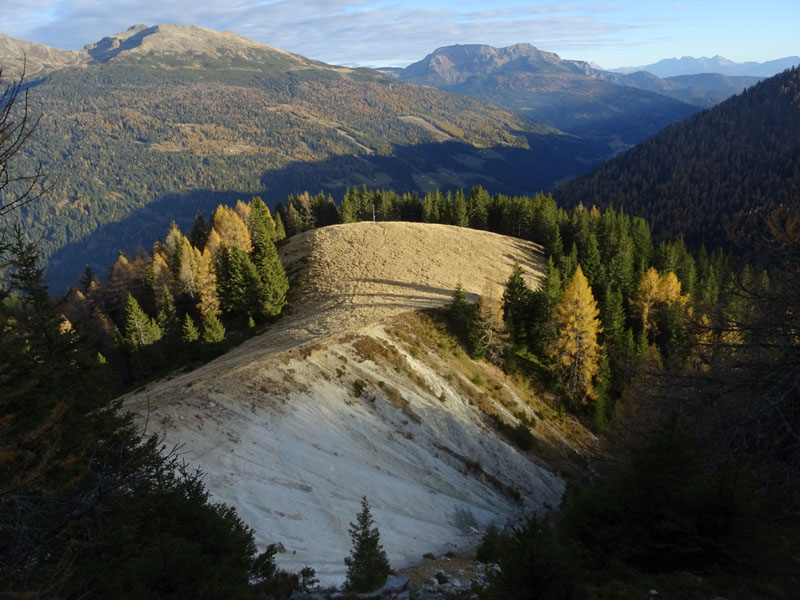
[555,66,800,247]
[388,43,699,150]
[0,25,604,290]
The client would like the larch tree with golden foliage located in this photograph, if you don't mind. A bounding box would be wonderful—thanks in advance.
[549,265,603,404]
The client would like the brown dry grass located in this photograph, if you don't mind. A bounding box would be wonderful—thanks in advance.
[128,222,544,400]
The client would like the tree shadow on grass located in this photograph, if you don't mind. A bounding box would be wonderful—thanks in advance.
[45,135,602,292]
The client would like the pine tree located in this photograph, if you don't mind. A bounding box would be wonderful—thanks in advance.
[248,197,276,252]
[338,188,361,224]
[503,262,530,347]
[344,497,391,593]
[249,198,289,319]
[283,201,303,237]
[526,257,560,357]
[449,283,481,358]
[467,185,490,229]
[155,284,181,349]
[123,293,162,349]
[189,211,210,251]
[453,189,468,227]
[579,232,605,292]
[182,313,200,343]
[201,312,226,344]
[273,212,287,241]
[549,265,603,404]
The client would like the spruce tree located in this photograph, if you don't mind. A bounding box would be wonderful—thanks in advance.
[189,211,210,251]
[124,293,162,349]
[344,497,391,593]
[201,312,226,344]
[248,197,276,253]
[449,283,481,358]
[338,188,361,224]
[182,313,200,343]
[579,232,605,293]
[502,262,530,347]
[155,284,181,349]
[273,212,287,241]
[249,198,289,319]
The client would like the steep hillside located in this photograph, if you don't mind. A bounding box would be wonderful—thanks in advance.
[555,66,800,247]
[0,32,88,78]
[123,223,588,584]
[389,43,699,150]
[0,25,604,290]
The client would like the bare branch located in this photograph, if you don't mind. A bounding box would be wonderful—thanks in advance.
[0,60,48,217]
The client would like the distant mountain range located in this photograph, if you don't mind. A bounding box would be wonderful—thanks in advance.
[0,26,604,290]
[556,66,800,247]
[382,43,700,150]
[611,55,800,78]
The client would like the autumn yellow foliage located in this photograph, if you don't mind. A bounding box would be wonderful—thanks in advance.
[549,265,603,404]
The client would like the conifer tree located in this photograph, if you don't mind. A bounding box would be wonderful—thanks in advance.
[182,313,200,343]
[312,192,340,226]
[526,257,560,357]
[467,185,490,230]
[201,312,226,344]
[189,211,210,251]
[155,284,181,349]
[273,212,287,241]
[248,197,276,251]
[422,190,442,223]
[560,242,578,282]
[165,222,185,280]
[283,201,303,237]
[123,293,162,349]
[194,246,220,317]
[344,497,391,593]
[212,204,252,253]
[549,265,603,404]
[503,262,530,347]
[252,239,289,320]
[449,283,481,358]
[339,188,361,224]
[452,189,468,227]
[579,233,605,292]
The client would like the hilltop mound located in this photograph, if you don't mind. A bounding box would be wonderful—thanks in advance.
[125,223,576,585]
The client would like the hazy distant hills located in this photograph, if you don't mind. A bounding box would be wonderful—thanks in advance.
[611,54,800,78]
[596,70,764,107]
[556,67,800,247]
[385,43,700,151]
[0,26,604,290]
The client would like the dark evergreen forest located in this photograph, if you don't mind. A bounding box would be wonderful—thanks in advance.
[556,66,800,248]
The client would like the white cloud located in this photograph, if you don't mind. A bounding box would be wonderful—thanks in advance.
[6,1,658,65]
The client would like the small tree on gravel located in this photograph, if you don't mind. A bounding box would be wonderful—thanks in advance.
[344,497,391,593]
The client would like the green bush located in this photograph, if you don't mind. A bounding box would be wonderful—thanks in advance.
[344,497,391,593]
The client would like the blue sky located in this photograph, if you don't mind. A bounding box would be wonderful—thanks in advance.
[3,1,798,68]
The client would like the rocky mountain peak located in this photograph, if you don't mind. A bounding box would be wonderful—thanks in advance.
[83,23,288,62]
[400,43,592,87]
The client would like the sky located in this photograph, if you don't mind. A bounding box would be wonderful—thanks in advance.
[2,0,799,69]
